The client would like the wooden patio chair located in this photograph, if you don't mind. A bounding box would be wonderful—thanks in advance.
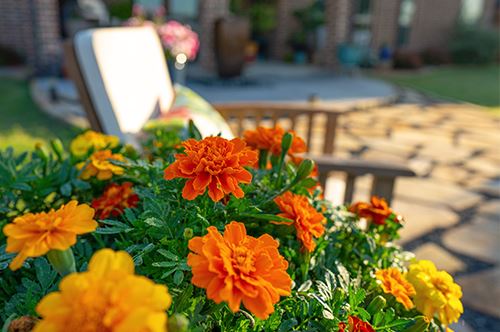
[64,27,415,204]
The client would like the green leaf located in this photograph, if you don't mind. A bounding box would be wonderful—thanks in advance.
[11,183,31,191]
[173,270,184,285]
[60,182,72,197]
[237,213,293,224]
[278,319,298,332]
[143,217,165,227]
[35,258,57,292]
[157,249,179,261]
[152,261,178,268]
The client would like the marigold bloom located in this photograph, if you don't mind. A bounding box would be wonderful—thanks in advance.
[3,201,97,271]
[77,149,125,180]
[91,182,139,219]
[376,268,416,309]
[406,260,463,325]
[164,137,257,202]
[349,196,393,225]
[70,130,119,157]
[274,191,325,252]
[243,125,307,156]
[33,249,171,332]
[339,316,375,332]
[187,221,292,319]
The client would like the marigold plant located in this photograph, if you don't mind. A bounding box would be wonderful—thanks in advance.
[91,182,139,219]
[69,130,119,157]
[274,191,325,252]
[33,248,171,332]
[77,149,125,180]
[349,196,394,225]
[375,268,416,310]
[187,221,292,319]
[3,200,97,270]
[243,125,306,156]
[164,137,257,202]
[406,260,463,326]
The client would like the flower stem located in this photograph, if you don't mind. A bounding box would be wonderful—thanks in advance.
[47,248,76,276]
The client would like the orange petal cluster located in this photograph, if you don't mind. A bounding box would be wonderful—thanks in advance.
[91,182,139,219]
[349,196,393,225]
[274,191,325,252]
[187,221,292,319]
[375,268,416,310]
[164,137,258,202]
[243,125,307,156]
[339,316,375,332]
[3,201,97,270]
[77,149,125,180]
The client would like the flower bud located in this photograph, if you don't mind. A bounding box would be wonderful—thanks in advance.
[50,139,65,160]
[183,227,194,239]
[294,159,315,183]
[281,132,293,156]
[34,143,49,162]
[47,248,76,276]
[367,295,386,315]
[402,316,430,332]
[168,314,189,332]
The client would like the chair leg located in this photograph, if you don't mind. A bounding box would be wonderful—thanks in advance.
[371,176,396,205]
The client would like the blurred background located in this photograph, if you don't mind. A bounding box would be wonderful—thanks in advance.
[0,0,499,331]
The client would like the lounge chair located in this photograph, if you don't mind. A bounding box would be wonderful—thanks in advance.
[64,26,415,204]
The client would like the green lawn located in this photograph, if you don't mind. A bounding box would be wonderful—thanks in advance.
[0,78,79,153]
[374,65,500,107]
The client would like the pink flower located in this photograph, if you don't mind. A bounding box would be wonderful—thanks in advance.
[157,21,200,60]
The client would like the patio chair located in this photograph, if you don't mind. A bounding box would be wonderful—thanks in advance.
[64,26,415,204]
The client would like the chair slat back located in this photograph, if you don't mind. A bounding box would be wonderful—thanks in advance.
[216,104,339,156]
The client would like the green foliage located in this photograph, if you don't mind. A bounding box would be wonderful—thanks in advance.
[0,126,449,331]
[450,25,499,65]
[249,3,277,35]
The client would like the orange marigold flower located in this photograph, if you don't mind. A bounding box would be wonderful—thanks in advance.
[164,137,258,202]
[339,316,375,332]
[349,196,393,225]
[243,125,307,156]
[375,268,416,310]
[3,201,97,271]
[91,182,139,219]
[187,221,292,319]
[33,249,171,332]
[77,149,125,180]
[274,191,325,252]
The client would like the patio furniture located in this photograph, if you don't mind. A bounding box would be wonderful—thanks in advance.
[64,26,415,204]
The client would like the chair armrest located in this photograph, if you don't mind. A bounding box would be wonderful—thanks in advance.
[307,154,416,178]
[304,154,415,204]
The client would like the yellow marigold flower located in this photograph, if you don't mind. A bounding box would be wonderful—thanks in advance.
[375,268,416,310]
[77,149,125,180]
[33,249,172,332]
[70,130,120,157]
[406,260,463,325]
[3,201,97,271]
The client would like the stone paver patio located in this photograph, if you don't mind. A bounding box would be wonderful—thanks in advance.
[327,96,500,331]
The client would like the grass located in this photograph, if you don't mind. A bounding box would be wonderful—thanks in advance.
[374,65,500,108]
[0,78,79,153]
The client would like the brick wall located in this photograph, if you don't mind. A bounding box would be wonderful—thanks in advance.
[271,0,314,60]
[198,0,229,71]
[322,0,352,67]
[0,0,61,75]
[406,0,462,51]
[371,0,401,51]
